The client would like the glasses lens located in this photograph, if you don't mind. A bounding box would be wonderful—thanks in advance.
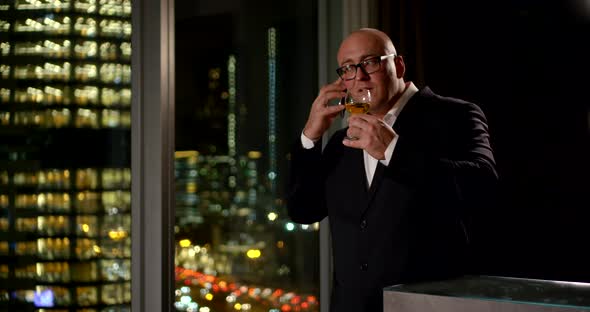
[362,58,380,74]
[344,69,356,80]
[338,66,355,80]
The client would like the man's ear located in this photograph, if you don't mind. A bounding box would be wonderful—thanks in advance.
[395,55,405,78]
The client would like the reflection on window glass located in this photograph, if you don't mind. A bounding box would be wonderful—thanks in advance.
[0,1,132,310]
[175,1,319,311]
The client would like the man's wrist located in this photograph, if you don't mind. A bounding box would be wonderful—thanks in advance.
[379,135,399,166]
[301,132,319,149]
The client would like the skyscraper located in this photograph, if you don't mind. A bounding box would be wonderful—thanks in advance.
[0,1,132,310]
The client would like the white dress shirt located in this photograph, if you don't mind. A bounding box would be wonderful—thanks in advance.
[301,82,419,186]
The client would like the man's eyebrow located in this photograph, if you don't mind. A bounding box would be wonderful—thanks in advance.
[339,58,354,66]
[339,54,380,66]
[360,54,380,60]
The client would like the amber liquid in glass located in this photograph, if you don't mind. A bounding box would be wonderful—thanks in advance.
[345,102,370,114]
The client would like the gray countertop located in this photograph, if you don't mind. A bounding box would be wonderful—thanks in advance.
[384,275,590,310]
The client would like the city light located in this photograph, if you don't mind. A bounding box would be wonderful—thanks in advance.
[285,222,295,231]
[108,229,127,240]
[267,27,278,196]
[175,150,199,158]
[246,249,261,259]
[180,295,192,304]
[247,151,262,159]
[228,55,237,157]
[267,212,278,221]
[179,239,192,248]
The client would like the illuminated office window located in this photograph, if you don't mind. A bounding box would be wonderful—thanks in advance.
[75,0,97,13]
[14,17,71,34]
[0,19,10,32]
[15,0,71,11]
[0,0,132,310]
[0,64,8,79]
[174,1,320,311]
[14,40,72,57]
[1,42,9,55]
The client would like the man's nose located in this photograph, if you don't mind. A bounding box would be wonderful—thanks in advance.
[355,66,370,80]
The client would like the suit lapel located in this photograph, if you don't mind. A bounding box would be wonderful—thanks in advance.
[351,147,369,203]
[361,87,433,213]
[365,162,385,209]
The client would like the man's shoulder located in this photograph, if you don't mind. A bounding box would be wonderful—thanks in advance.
[415,86,484,115]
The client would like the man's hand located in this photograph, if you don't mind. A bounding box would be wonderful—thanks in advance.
[342,114,397,159]
[303,79,347,141]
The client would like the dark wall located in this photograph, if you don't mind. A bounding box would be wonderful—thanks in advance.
[380,0,590,281]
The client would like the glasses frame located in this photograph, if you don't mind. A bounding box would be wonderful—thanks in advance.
[336,53,397,81]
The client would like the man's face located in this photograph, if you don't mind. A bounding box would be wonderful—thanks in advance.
[337,32,401,115]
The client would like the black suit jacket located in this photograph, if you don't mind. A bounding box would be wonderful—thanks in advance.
[287,87,498,312]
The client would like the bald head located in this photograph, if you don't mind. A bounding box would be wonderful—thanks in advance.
[337,28,398,67]
[336,28,406,118]
[351,28,397,55]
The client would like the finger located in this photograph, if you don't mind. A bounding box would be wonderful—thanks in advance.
[320,81,347,95]
[324,105,345,116]
[328,104,346,112]
[347,125,363,139]
[314,90,347,109]
[342,137,362,149]
[347,116,368,129]
[331,77,345,87]
[349,114,378,124]
[323,90,347,103]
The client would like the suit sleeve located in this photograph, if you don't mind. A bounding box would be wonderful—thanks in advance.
[285,137,328,224]
[286,130,347,224]
[389,100,497,196]
[387,99,498,247]
[442,101,498,209]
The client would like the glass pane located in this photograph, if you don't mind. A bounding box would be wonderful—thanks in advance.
[174,1,320,311]
[0,0,132,310]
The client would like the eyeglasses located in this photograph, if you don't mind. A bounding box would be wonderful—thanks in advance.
[336,54,396,80]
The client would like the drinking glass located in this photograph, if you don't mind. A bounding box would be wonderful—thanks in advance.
[342,89,371,140]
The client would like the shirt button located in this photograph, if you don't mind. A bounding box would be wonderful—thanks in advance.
[360,263,368,271]
[360,219,367,230]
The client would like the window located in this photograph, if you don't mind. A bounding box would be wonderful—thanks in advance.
[173,1,320,311]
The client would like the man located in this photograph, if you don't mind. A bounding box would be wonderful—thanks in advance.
[286,28,498,311]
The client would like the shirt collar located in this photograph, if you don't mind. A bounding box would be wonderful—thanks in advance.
[384,82,418,126]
